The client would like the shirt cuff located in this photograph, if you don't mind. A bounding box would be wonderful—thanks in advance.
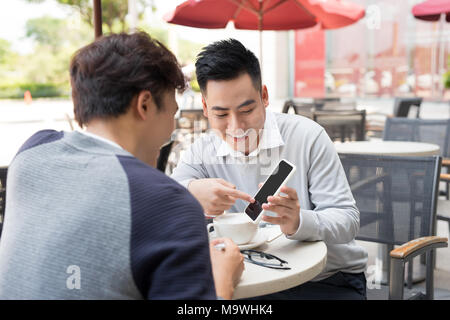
[178,178,195,190]
[286,208,319,241]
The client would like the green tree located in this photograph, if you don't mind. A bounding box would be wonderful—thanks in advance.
[26,16,70,52]
[0,39,12,65]
[24,0,155,33]
[0,39,20,83]
[23,15,92,84]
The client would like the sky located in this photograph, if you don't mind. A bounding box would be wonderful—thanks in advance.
[0,0,260,55]
[0,0,71,53]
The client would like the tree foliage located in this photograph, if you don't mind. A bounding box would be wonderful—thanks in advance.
[1,1,206,98]
[23,0,155,33]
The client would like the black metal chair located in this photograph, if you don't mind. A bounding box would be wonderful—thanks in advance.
[393,97,422,118]
[312,109,366,142]
[383,118,450,231]
[340,154,448,299]
[282,99,365,142]
[0,167,7,237]
[281,99,317,115]
[156,141,174,173]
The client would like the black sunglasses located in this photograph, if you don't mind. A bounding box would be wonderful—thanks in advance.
[241,249,291,270]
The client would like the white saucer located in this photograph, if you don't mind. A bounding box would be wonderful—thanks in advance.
[238,231,269,250]
[209,230,269,250]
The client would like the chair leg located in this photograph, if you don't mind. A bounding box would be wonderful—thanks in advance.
[389,258,405,300]
[386,244,394,284]
[446,181,449,200]
[407,259,413,289]
[425,250,435,300]
[448,221,450,237]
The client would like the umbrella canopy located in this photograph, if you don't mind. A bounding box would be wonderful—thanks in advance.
[164,0,365,67]
[164,0,365,30]
[412,0,450,98]
[412,0,450,22]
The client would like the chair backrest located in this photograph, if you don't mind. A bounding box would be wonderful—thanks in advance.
[340,154,441,246]
[156,141,174,174]
[282,99,356,115]
[393,97,422,118]
[0,167,7,236]
[178,109,209,132]
[281,100,316,116]
[383,118,450,158]
[313,109,366,142]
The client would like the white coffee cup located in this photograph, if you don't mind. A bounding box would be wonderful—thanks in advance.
[207,213,258,245]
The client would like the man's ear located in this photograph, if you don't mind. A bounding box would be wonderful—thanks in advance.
[261,85,269,109]
[136,90,153,120]
[201,95,208,118]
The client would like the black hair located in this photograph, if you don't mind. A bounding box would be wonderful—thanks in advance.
[70,31,185,127]
[195,38,261,94]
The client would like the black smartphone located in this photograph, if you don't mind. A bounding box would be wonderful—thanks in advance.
[245,159,296,222]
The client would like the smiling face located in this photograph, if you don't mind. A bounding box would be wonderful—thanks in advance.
[201,73,269,155]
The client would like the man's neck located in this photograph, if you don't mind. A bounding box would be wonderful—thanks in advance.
[85,120,158,167]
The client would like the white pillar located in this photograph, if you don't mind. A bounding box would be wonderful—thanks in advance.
[262,31,289,112]
[127,0,138,33]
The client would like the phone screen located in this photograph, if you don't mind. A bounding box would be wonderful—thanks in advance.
[245,160,294,221]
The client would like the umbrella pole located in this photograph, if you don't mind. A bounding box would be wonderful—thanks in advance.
[93,0,102,39]
[438,13,445,99]
[259,29,263,70]
[258,0,263,72]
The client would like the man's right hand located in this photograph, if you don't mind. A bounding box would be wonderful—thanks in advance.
[209,238,244,300]
[188,178,255,216]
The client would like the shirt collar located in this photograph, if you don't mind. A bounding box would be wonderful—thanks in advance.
[78,130,124,150]
[213,110,285,158]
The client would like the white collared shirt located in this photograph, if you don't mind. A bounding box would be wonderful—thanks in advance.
[214,110,285,158]
[171,110,368,280]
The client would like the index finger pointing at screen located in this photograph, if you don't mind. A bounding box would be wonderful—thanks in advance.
[221,187,255,203]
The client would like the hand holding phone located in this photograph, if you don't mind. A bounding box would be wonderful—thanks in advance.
[245,159,296,224]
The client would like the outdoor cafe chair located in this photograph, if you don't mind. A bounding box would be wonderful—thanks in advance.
[340,153,448,299]
[392,97,422,118]
[312,109,366,142]
[156,141,174,174]
[156,109,210,175]
[383,118,450,231]
[282,99,365,142]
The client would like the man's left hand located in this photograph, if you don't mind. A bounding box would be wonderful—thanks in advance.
[260,185,300,236]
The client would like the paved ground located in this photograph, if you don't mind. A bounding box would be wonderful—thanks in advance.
[1,97,450,299]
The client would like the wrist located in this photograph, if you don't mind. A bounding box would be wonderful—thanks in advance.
[216,280,234,300]
[187,178,197,191]
[216,286,234,300]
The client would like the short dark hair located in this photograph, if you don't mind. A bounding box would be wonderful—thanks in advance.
[70,31,185,127]
[195,39,261,94]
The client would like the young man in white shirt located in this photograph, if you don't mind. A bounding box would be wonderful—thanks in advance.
[171,39,368,300]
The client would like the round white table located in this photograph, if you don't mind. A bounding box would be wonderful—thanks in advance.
[334,140,440,156]
[233,227,327,299]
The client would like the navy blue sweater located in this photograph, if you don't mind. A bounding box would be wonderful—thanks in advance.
[0,130,216,299]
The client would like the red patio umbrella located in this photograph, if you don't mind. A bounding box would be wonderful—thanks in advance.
[164,0,365,65]
[412,0,450,98]
[412,0,450,22]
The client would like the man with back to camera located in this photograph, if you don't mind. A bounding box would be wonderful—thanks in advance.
[0,32,244,300]
[171,39,368,300]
